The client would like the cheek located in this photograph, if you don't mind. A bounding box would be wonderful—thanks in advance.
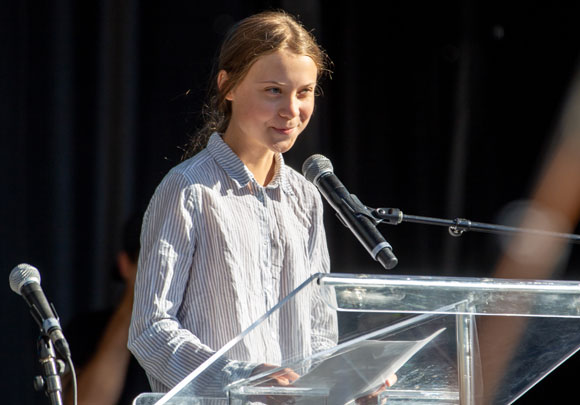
[300,100,316,121]
[232,101,264,128]
[241,98,276,122]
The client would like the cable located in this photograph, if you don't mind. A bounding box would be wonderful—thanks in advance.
[66,356,78,405]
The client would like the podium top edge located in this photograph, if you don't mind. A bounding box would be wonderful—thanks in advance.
[316,273,580,293]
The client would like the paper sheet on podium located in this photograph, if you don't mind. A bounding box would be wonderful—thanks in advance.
[292,328,445,404]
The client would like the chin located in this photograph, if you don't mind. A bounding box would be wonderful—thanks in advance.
[270,140,296,154]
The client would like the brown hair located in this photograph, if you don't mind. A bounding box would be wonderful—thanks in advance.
[182,10,330,159]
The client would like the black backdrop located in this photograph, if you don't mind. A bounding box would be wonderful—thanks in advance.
[2,1,580,403]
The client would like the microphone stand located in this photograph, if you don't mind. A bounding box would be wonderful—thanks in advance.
[370,207,580,244]
[34,335,65,405]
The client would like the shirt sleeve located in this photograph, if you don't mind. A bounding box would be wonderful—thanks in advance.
[127,171,254,394]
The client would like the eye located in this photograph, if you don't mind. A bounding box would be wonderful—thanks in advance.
[298,87,314,98]
[265,87,282,95]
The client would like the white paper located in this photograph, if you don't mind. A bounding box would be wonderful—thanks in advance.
[292,328,446,404]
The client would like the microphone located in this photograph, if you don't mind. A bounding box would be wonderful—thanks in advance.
[9,263,71,359]
[302,154,398,270]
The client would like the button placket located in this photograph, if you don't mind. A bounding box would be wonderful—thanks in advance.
[254,183,273,309]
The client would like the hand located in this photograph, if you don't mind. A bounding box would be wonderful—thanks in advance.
[355,374,397,405]
[251,363,300,386]
[249,363,300,404]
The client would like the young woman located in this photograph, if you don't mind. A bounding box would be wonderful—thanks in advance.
[128,10,339,397]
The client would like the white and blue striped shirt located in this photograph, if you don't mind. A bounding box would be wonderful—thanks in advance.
[128,133,337,395]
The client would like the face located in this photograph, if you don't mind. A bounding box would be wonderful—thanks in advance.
[221,49,318,158]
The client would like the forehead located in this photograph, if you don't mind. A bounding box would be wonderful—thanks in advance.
[244,49,318,84]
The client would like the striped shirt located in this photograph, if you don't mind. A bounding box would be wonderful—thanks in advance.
[128,133,338,396]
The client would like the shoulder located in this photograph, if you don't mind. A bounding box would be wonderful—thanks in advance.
[152,150,220,198]
[165,149,215,184]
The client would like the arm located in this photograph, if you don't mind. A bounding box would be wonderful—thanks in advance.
[128,172,215,391]
[65,288,134,405]
[127,172,253,394]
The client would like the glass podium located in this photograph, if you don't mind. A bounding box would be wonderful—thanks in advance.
[133,273,580,404]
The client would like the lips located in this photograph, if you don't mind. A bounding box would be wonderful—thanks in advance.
[272,126,297,135]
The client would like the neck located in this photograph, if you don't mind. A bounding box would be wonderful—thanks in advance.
[245,154,277,186]
[222,132,277,186]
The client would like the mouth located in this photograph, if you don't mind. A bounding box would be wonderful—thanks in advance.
[272,126,297,135]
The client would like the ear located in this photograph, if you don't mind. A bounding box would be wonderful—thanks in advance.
[217,70,234,101]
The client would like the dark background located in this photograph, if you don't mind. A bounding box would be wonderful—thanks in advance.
[2,1,580,403]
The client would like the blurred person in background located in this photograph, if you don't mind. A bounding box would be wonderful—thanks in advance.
[64,214,150,405]
[480,66,580,403]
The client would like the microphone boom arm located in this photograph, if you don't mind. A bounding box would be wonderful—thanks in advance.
[371,207,580,244]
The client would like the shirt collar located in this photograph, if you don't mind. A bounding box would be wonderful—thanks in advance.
[207,133,292,194]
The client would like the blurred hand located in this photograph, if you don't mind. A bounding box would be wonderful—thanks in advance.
[355,374,397,405]
[249,363,300,404]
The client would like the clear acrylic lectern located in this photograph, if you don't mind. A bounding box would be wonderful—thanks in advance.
[133,273,580,404]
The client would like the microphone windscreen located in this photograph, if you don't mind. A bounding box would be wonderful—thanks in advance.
[9,263,41,295]
[302,154,334,184]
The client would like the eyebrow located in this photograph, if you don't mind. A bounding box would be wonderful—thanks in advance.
[257,80,316,87]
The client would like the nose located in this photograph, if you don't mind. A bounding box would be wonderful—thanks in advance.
[279,95,300,119]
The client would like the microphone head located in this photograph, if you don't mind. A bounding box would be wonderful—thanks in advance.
[302,154,334,184]
[9,263,41,295]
